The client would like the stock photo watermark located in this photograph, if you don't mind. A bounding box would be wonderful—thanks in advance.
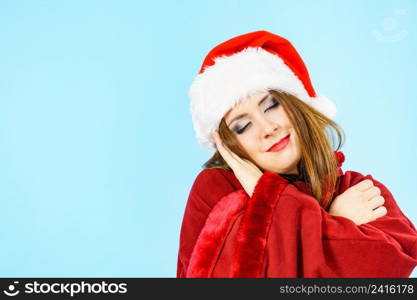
[371,8,408,43]
[2,280,128,297]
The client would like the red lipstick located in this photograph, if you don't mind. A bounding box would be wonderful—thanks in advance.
[267,134,290,152]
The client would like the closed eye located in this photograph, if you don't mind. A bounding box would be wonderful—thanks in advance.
[235,123,250,134]
[233,97,280,135]
[264,98,279,112]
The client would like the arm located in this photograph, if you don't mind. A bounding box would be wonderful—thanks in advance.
[257,171,417,277]
[340,171,417,251]
[318,171,417,277]
[176,168,243,277]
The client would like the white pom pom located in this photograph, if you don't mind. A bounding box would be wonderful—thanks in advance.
[309,94,337,119]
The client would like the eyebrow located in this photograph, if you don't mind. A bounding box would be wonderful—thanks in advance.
[227,94,271,127]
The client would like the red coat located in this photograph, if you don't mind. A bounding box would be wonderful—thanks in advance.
[177,151,417,277]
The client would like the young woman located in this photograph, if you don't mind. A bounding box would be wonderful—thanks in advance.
[177,30,417,277]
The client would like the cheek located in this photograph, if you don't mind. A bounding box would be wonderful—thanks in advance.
[288,134,302,161]
[276,107,291,125]
[290,131,300,148]
[236,135,258,155]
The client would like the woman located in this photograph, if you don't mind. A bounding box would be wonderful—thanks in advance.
[177,30,417,277]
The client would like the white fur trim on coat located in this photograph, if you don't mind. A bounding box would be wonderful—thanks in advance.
[189,47,337,153]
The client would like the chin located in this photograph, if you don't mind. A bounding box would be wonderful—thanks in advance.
[259,154,300,173]
[260,162,292,174]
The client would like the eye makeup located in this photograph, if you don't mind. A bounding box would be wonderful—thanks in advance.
[231,97,280,135]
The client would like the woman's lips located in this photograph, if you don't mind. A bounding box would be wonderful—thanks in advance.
[267,134,290,152]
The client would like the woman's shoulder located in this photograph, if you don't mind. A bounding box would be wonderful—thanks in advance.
[189,168,243,208]
[341,170,380,184]
[339,170,393,195]
[192,168,243,192]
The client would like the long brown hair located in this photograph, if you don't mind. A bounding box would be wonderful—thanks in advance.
[202,90,345,210]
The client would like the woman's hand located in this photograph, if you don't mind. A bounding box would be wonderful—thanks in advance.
[328,179,387,225]
[211,131,263,197]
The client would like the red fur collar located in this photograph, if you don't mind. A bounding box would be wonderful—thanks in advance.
[186,190,248,277]
[231,172,288,277]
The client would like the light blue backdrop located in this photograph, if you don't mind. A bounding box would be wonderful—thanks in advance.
[0,0,416,277]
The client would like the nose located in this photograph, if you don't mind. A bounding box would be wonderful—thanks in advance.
[259,117,279,138]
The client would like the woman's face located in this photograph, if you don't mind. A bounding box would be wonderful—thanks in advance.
[224,90,302,175]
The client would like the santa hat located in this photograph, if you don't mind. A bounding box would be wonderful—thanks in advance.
[189,30,337,153]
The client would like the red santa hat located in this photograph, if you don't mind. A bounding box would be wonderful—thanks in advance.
[189,30,337,152]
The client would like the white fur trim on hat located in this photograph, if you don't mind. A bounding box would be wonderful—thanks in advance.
[189,47,337,153]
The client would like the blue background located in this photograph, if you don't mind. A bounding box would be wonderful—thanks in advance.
[0,0,416,277]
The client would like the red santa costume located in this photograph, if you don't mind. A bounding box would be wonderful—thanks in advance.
[177,30,417,277]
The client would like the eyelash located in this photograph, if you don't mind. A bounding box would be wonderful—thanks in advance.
[234,100,279,135]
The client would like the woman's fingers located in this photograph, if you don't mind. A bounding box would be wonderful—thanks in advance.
[354,179,374,192]
[211,131,240,168]
[367,195,385,210]
[363,186,381,201]
[369,205,388,222]
[212,131,228,155]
